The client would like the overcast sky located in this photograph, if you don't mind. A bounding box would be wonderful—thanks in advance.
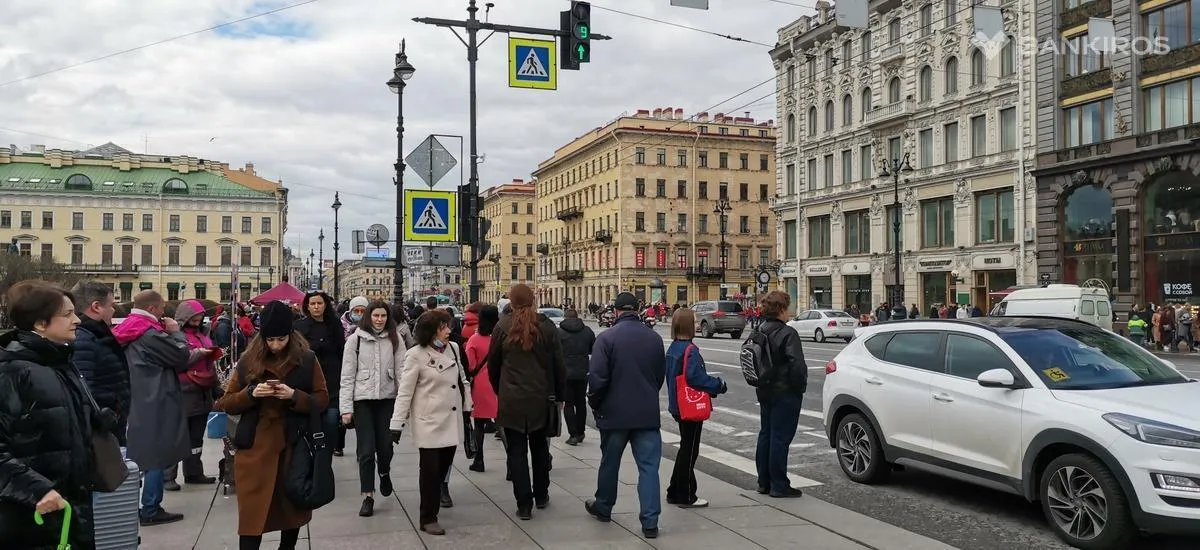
[0,0,803,259]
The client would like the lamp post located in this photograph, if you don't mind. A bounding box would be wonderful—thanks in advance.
[308,250,315,290]
[318,229,325,291]
[489,252,501,300]
[331,192,342,303]
[714,197,732,300]
[879,153,914,315]
[562,238,572,308]
[388,40,416,307]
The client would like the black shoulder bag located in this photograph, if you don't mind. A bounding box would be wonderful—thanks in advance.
[449,342,478,460]
[75,374,128,492]
[283,353,335,510]
[544,336,563,438]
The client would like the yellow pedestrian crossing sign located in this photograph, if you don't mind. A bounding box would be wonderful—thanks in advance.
[404,190,458,243]
[508,37,556,90]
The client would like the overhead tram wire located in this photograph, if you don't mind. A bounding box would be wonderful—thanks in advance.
[590,4,774,47]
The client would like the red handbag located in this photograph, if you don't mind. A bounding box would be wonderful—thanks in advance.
[676,343,712,422]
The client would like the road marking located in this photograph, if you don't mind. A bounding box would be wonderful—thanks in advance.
[647,429,823,488]
[705,359,827,370]
[714,406,759,421]
[791,442,815,449]
[734,431,756,437]
[804,431,827,439]
[801,409,824,420]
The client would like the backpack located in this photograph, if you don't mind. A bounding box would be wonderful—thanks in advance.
[740,325,776,387]
[1181,310,1193,325]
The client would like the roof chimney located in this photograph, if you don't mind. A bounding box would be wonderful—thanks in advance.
[675,108,684,119]
[652,108,662,118]
[244,162,256,175]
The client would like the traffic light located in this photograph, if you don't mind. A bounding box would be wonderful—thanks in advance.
[474,218,492,263]
[560,1,590,70]
[457,184,474,245]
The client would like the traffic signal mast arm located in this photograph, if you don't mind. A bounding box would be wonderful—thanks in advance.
[410,18,611,41]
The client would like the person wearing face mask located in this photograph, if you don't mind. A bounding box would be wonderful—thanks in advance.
[340,301,408,517]
[294,291,346,456]
[165,299,220,489]
[341,296,370,339]
[0,281,110,549]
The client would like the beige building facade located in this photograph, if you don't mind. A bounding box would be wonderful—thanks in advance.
[534,108,777,308]
[328,258,395,303]
[478,180,538,303]
[0,143,288,303]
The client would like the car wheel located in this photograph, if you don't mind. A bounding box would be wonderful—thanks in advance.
[835,413,889,484]
[814,328,826,343]
[843,336,853,342]
[731,330,743,339]
[701,321,713,338]
[1040,453,1136,550]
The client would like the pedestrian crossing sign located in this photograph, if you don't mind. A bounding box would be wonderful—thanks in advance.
[404,190,458,243]
[508,37,556,90]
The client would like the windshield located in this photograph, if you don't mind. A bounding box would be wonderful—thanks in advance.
[718,302,743,313]
[999,327,1189,389]
[823,311,853,318]
[539,308,564,318]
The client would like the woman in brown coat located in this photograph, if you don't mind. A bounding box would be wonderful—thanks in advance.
[487,284,566,520]
[215,300,330,550]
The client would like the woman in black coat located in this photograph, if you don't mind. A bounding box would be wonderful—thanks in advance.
[0,281,108,550]
[293,291,347,455]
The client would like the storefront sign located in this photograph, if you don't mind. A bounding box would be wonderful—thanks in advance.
[656,248,667,268]
[917,257,953,272]
[1064,239,1114,256]
[1144,232,1200,252]
[843,261,870,273]
[1163,282,1194,297]
[635,247,645,268]
[971,253,1015,270]
[779,264,798,277]
[805,264,831,275]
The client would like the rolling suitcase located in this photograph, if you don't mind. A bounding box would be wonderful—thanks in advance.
[92,458,140,550]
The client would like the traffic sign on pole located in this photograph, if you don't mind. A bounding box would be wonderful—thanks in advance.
[406,135,458,188]
[404,190,458,243]
[508,37,556,90]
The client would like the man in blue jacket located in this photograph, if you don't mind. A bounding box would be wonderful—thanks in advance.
[585,292,666,539]
[71,280,131,445]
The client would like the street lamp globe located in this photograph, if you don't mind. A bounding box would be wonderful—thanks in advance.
[331,193,342,212]
[388,40,416,93]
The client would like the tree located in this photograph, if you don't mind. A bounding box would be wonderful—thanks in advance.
[0,254,86,329]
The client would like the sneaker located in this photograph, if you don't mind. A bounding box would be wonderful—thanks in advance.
[584,499,611,522]
[163,480,181,492]
[379,474,393,497]
[468,461,485,472]
[184,475,216,485]
[535,496,550,509]
[420,522,445,535]
[359,496,374,517]
[679,498,709,508]
[769,487,803,498]
[139,508,184,526]
[516,505,532,520]
[565,435,580,446]
[440,483,454,508]
[333,449,344,457]
[642,527,659,539]
[755,486,769,495]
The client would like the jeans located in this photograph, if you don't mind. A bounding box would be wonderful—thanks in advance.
[140,469,164,518]
[563,379,588,438]
[353,399,395,494]
[418,447,456,525]
[756,393,803,494]
[666,418,703,504]
[594,428,662,529]
[504,427,551,507]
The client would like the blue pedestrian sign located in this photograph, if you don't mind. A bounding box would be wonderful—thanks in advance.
[508,37,557,90]
[404,190,458,243]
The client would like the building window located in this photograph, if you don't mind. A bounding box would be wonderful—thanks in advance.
[169,215,180,232]
[919,66,933,101]
[970,49,985,85]
[101,245,113,265]
[945,0,957,25]
[0,210,9,228]
[860,145,872,179]
[71,243,83,264]
[888,77,902,103]
[759,183,769,200]
[1000,107,1017,151]
[786,114,796,142]
[807,106,817,136]
[526,222,533,234]
[17,212,29,230]
[719,152,729,169]
[842,150,854,183]
[888,18,901,43]
[120,213,132,231]
[944,121,959,162]
[635,147,645,164]
[168,245,180,266]
[739,249,750,270]
[785,164,796,194]
[678,149,687,166]
[698,151,708,167]
[102,213,113,231]
[197,216,207,232]
[719,182,729,199]
[221,246,232,266]
[1063,35,1107,77]
[1143,2,1199,51]
[260,247,272,266]
[861,87,872,119]
[808,216,832,257]
[41,211,53,230]
[141,245,153,266]
[886,205,903,251]
[862,31,872,61]
[241,217,251,233]
[655,212,666,232]
[921,197,955,248]
[977,189,1015,243]
[739,215,749,233]
[142,214,153,231]
[823,154,835,187]
[526,264,534,280]
[842,94,853,126]
[1144,78,1200,132]
[845,210,871,254]
[970,115,987,156]
[635,178,645,196]
[656,149,666,165]
[760,216,769,234]
[699,214,709,233]
[739,183,749,200]
[221,216,232,233]
[40,243,52,260]
[784,220,798,258]
[261,217,272,234]
[1064,98,1114,146]
[656,179,666,197]
[739,153,749,170]
[806,159,817,190]
[699,181,708,198]
[678,213,688,232]
[1000,37,1015,76]
[888,136,902,161]
[511,202,518,214]
[635,212,645,232]
[240,246,252,265]
[196,246,207,266]
[945,57,958,93]
[824,100,835,131]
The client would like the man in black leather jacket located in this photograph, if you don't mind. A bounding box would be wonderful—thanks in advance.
[754,291,807,499]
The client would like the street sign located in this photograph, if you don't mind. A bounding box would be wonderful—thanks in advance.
[406,135,458,188]
[404,190,458,243]
[402,245,462,267]
[508,37,556,90]
[366,224,390,247]
[403,246,427,265]
[351,230,365,254]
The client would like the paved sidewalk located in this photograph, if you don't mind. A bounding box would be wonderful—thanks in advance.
[142,426,960,549]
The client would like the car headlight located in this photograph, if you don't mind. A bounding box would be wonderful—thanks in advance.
[1103,413,1200,449]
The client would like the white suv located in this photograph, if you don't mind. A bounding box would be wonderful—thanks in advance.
[821,316,1200,549]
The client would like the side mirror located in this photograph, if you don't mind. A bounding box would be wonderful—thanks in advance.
[977,368,1017,389]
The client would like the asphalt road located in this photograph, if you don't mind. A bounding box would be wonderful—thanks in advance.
[585,319,1200,550]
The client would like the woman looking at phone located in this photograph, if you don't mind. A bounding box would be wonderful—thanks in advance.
[215,301,329,550]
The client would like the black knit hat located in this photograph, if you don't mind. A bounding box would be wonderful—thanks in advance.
[260,300,294,338]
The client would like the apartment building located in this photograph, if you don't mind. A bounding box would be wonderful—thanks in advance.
[478,179,538,303]
[1032,0,1200,311]
[533,107,777,308]
[0,143,287,302]
[328,258,395,302]
[770,0,1036,314]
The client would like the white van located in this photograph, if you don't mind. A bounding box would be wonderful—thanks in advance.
[991,284,1113,327]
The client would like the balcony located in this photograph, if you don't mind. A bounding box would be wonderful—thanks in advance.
[556,206,584,221]
[878,42,905,63]
[65,263,140,275]
[686,268,723,281]
[864,99,913,128]
[556,269,584,281]
[594,229,613,243]
[769,194,798,210]
[536,243,549,255]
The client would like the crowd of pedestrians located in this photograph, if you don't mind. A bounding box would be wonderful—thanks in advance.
[0,277,813,548]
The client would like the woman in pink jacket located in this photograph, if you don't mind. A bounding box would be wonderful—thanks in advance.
[464,304,499,472]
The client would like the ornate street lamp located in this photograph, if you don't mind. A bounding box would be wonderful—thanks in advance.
[879,153,914,316]
[388,40,416,306]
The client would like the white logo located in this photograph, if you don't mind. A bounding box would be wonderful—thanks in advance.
[971,31,1010,60]
[517,49,548,78]
[415,201,448,230]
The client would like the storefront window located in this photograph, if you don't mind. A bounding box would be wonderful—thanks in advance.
[1063,184,1114,240]
[786,278,799,313]
[922,272,950,310]
[808,276,833,309]
[844,275,872,313]
[1143,171,1200,235]
[1142,169,1200,303]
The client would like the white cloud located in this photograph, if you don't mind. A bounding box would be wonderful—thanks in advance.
[0,0,798,257]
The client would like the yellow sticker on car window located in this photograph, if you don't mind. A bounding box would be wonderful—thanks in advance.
[1043,367,1070,382]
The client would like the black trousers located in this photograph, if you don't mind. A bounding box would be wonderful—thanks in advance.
[239,528,299,550]
[168,413,207,480]
[563,379,588,438]
[353,399,395,494]
[504,427,550,507]
[471,418,488,463]
[418,446,456,525]
[666,418,703,504]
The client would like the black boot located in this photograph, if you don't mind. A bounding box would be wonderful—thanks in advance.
[440,482,454,508]
[469,457,485,472]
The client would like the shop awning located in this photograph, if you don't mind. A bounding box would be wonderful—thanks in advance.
[219,283,232,289]
[167,282,180,290]
[139,282,153,290]
[193,282,207,289]
[119,282,133,290]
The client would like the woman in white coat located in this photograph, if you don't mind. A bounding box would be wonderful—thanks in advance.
[340,300,407,518]
[389,308,471,536]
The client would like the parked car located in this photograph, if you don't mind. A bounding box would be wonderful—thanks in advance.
[538,307,565,327]
[991,284,1112,328]
[691,300,747,339]
[822,316,1200,549]
[788,309,859,343]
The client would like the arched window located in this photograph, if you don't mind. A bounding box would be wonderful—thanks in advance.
[808,106,817,136]
[971,49,985,85]
[945,56,959,93]
[1000,36,1015,76]
[887,77,902,103]
[824,100,835,131]
[861,87,872,119]
[919,66,933,101]
[1142,169,1200,302]
[786,113,796,142]
[842,94,853,126]
[163,178,189,194]
[1063,184,1115,241]
[64,174,92,189]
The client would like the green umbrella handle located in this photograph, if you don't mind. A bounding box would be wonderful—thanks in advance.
[33,500,73,550]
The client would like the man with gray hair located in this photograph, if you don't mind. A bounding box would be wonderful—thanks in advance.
[71,281,131,445]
